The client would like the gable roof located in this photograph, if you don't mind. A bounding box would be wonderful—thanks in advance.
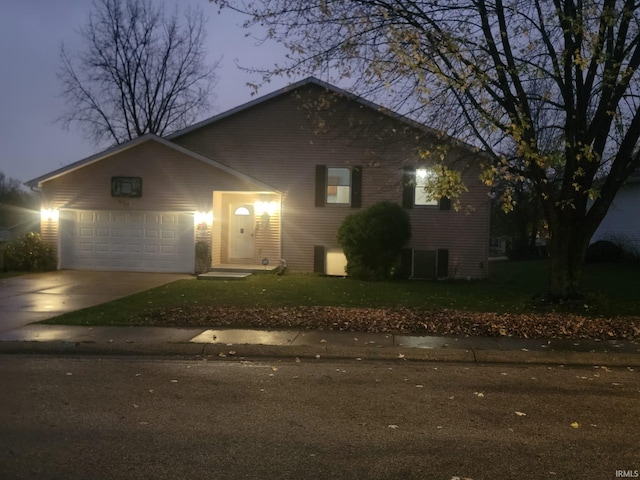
[168,77,475,152]
[25,134,279,192]
[27,78,480,190]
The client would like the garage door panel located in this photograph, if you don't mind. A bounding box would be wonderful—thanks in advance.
[79,227,95,238]
[79,243,94,252]
[96,243,110,253]
[161,214,178,225]
[60,210,195,273]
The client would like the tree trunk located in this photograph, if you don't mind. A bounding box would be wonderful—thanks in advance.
[547,219,590,299]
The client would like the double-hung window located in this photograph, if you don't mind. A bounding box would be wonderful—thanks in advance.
[414,168,438,206]
[326,167,351,204]
[403,166,450,210]
[315,165,362,208]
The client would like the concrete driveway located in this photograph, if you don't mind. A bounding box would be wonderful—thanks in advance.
[0,270,192,334]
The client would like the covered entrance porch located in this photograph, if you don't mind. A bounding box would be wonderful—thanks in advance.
[197,191,282,273]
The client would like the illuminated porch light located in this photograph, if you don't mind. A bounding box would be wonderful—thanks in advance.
[255,201,278,217]
[194,211,213,225]
[41,209,59,221]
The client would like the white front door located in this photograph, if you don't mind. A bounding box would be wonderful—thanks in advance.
[229,205,254,260]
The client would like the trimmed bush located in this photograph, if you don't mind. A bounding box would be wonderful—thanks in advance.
[337,201,411,280]
[4,232,56,272]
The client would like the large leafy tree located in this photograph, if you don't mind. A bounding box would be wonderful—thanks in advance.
[59,0,219,145]
[215,0,640,299]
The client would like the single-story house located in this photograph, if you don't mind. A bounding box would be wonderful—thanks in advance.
[591,169,640,256]
[26,77,490,278]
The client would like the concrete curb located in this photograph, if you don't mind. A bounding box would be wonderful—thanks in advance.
[2,340,640,367]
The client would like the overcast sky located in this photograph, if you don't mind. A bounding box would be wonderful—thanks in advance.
[0,0,296,185]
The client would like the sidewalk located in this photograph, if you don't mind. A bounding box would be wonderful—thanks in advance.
[0,324,639,366]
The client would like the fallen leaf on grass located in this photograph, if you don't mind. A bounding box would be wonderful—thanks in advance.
[136,306,640,341]
[570,422,580,428]
[515,411,527,416]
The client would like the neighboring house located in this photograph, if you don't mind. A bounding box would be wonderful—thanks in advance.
[25,78,490,278]
[591,169,640,256]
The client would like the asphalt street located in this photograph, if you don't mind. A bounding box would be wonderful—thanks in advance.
[0,355,638,480]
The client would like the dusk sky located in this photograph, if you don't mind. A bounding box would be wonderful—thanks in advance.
[0,0,298,186]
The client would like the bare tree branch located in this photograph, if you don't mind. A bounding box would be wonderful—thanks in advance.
[58,0,219,145]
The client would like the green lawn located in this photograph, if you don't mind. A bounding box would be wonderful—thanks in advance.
[41,260,640,327]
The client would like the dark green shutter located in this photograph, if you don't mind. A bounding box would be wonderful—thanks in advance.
[437,249,449,278]
[402,167,414,209]
[351,165,362,208]
[315,165,326,207]
[439,197,451,210]
[313,246,325,274]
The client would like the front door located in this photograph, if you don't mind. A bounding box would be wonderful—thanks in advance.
[229,204,254,260]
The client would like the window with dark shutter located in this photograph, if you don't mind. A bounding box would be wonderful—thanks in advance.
[317,165,361,207]
[415,168,438,206]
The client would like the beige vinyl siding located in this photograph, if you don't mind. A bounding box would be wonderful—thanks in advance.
[40,217,59,257]
[173,85,490,277]
[39,140,282,273]
[39,141,263,212]
[212,191,223,265]
[255,208,281,265]
[408,155,490,279]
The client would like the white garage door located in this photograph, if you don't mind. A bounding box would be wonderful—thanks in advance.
[60,210,195,273]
